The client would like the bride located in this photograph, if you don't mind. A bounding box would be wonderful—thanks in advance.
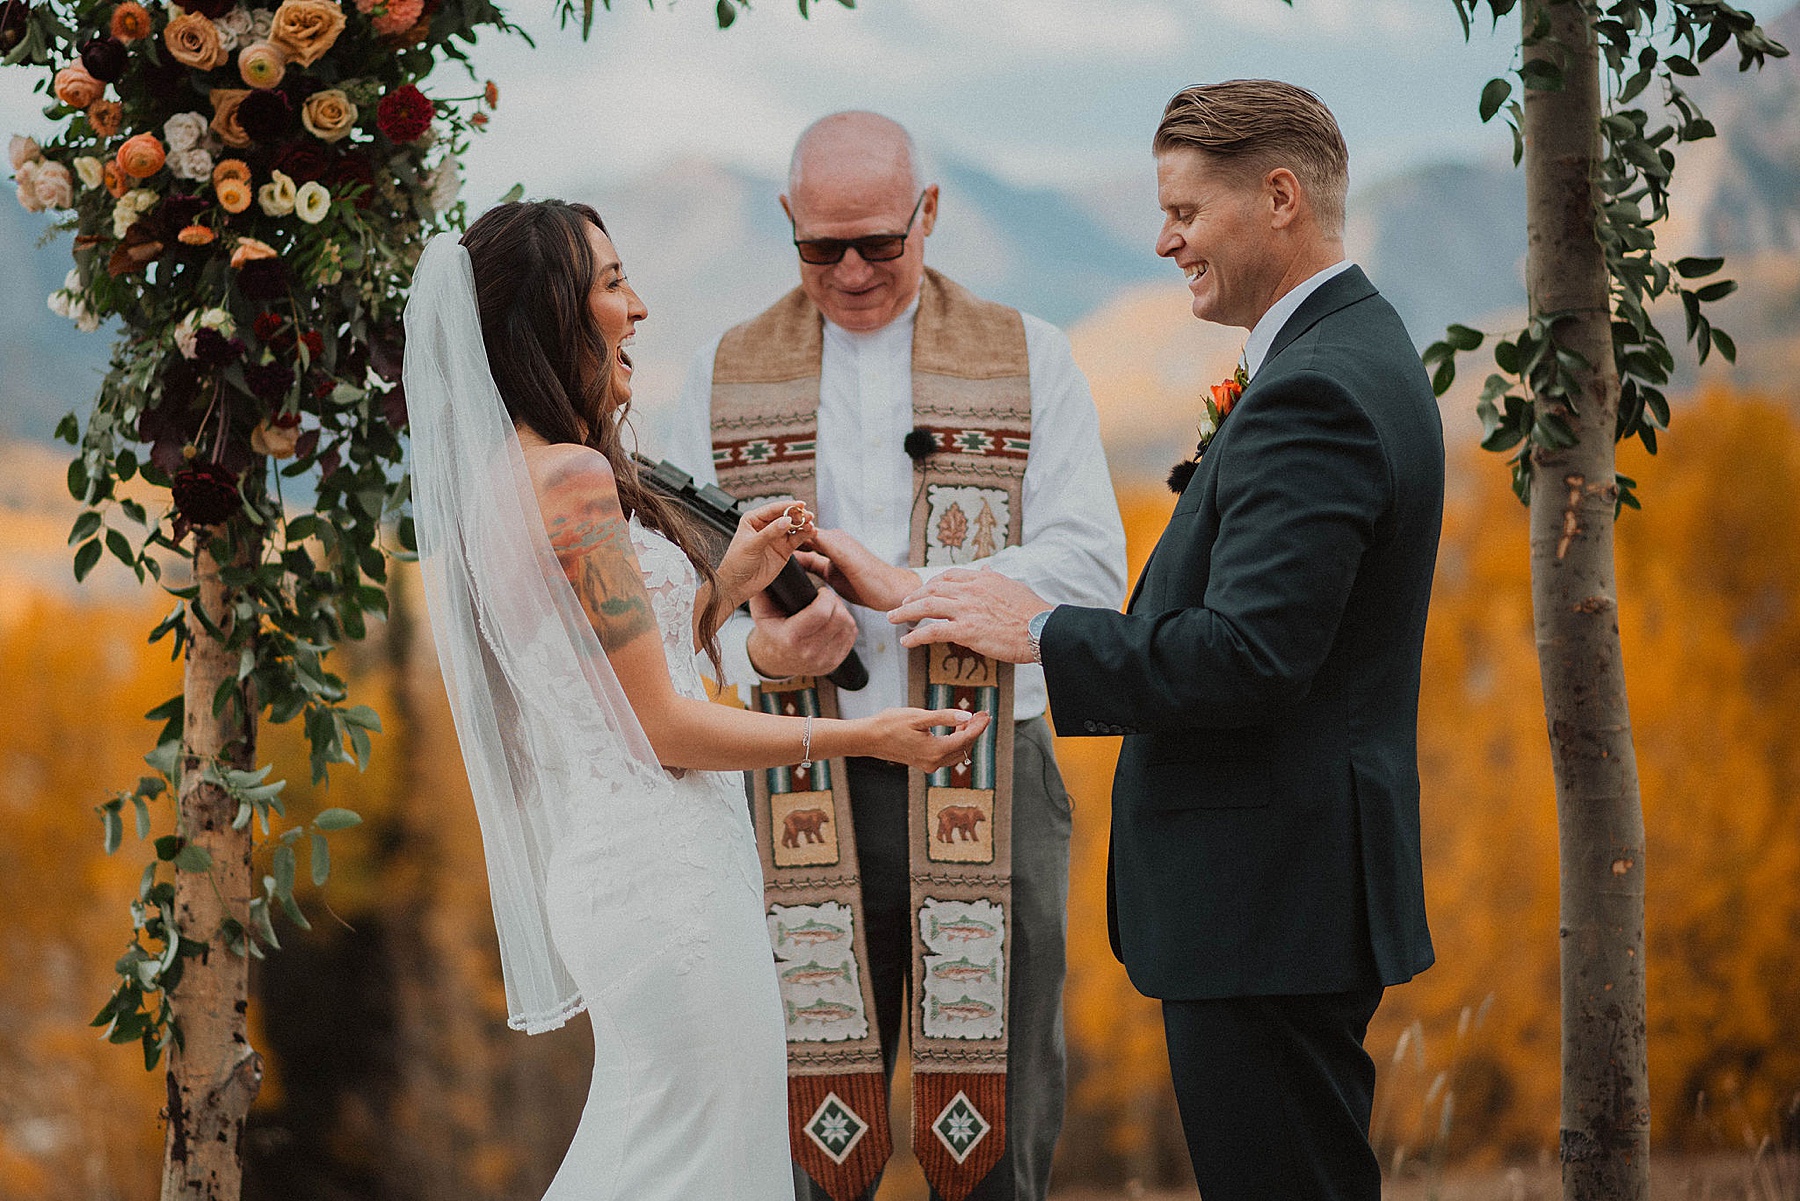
[403,200,988,1200]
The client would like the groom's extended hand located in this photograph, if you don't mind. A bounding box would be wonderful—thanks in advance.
[889,569,1051,665]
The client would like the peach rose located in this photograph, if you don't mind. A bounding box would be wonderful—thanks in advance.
[209,87,252,149]
[117,132,166,179]
[54,63,106,109]
[300,88,356,142]
[212,157,251,187]
[102,160,128,197]
[216,176,252,213]
[238,40,286,89]
[250,417,301,458]
[86,99,124,138]
[33,161,74,209]
[164,12,229,71]
[230,236,277,267]
[178,224,216,245]
[9,135,42,171]
[111,2,154,42]
[268,0,345,68]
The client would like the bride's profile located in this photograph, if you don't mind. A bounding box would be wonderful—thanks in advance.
[402,199,988,1200]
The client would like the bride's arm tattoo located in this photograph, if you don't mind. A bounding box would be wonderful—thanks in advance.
[545,484,657,652]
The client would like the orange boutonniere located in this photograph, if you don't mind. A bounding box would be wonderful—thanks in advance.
[1168,362,1250,493]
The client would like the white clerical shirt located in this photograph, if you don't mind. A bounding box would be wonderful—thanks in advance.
[665,292,1128,722]
[1243,259,1355,381]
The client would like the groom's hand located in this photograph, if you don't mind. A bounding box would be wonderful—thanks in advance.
[889,569,1049,665]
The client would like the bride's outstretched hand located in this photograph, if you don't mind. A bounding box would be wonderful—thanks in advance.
[715,499,816,607]
[862,707,993,774]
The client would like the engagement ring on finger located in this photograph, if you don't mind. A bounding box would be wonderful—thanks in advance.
[783,502,809,534]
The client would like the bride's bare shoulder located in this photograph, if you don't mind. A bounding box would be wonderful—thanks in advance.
[521,440,619,502]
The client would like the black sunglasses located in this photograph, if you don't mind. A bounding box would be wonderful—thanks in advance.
[792,191,927,265]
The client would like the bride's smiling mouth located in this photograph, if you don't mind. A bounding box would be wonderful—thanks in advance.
[617,333,635,372]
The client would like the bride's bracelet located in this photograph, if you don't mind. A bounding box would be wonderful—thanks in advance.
[800,714,813,770]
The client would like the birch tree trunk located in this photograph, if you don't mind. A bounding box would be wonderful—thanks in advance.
[162,533,261,1201]
[1522,3,1651,1197]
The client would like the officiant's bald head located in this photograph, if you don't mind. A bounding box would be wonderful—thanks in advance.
[782,111,938,333]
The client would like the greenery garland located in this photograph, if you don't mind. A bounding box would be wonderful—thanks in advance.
[5,0,515,1067]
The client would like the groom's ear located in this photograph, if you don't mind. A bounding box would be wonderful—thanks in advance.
[1265,167,1305,231]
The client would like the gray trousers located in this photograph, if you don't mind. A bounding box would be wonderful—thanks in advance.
[790,717,1072,1201]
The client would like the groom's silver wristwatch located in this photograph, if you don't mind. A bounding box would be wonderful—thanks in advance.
[1027,607,1054,664]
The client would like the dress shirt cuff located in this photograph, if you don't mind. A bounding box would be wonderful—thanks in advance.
[716,610,762,690]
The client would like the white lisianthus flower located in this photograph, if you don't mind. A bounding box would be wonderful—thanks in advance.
[163,112,210,155]
[425,155,462,217]
[199,307,234,333]
[258,169,297,216]
[214,7,255,52]
[63,268,81,290]
[1195,403,1219,446]
[294,179,330,225]
[169,146,216,182]
[73,155,105,189]
[249,8,274,40]
[47,288,71,318]
[173,313,200,359]
[70,298,100,333]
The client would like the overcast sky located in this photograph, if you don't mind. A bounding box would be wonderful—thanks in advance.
[1,0,1519,208]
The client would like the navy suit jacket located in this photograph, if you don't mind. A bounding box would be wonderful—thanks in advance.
[1041,266,1443,999]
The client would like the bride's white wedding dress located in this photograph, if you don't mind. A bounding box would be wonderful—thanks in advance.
[538,518,793,1201]
[403,235,793,1201]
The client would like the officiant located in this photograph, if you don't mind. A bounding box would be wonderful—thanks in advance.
[663,111,1126,1201]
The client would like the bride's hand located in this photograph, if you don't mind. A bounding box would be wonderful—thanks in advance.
[716,499,816,609]
[858,707,992,774]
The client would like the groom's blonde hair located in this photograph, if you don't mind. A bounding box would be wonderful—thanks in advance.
[1154,80,1349,234]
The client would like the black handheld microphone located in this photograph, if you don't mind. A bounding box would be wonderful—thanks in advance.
[633,454,870,692]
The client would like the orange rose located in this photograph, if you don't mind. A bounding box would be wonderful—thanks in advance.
[164,12,228,71]
[111,2,154,42]
[116,132,166,179]
[216,177,252,213]
[268,0,345,67]
[54,64,106,109]
[102,160,129,197]
[230,236,277,268]
[209,88,252,149]
[1210,379,1243,419]
[212,158,251,187]
[300,88,356,142]
[484,79,499,109]
[86,99,124,138]
[178,224,216,246]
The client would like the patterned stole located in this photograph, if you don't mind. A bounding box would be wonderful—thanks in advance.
[713,270,1029,1201]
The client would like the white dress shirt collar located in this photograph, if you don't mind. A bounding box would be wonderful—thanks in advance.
[822,290,921,347]
[1243,259,1354,380]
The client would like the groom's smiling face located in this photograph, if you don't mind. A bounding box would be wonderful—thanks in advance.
[1155,147,1276,330]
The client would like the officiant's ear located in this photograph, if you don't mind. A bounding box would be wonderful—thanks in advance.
[1264,166,1306,231]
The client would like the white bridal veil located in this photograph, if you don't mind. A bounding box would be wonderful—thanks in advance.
[404,234,675,1033]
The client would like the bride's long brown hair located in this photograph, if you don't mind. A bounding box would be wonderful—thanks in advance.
[460,200,727,670]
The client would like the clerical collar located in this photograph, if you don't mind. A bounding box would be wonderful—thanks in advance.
[1244,259,1353,380]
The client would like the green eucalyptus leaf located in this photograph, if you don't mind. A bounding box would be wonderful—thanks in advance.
[1479,77,1511,122]
[314,807,364,831]
[174,844,214,873]
[310,831,331,886]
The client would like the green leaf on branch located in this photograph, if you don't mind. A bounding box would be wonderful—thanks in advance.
[1711,327,1737,363]
[173,844,213,873]
[1519,58,1564,89]
[1445,323,1485,351]
[67,457,89,502]
[1693,279,1737,302]
[54,413,79,444]
[68,510,102,546]
[314,808,363,831]
[73,538,102,582]
[311,832,331,887]
[1479,77,1511,122]
[716,0,735,26]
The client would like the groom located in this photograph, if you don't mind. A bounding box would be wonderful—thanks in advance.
[890,80,1443,1200]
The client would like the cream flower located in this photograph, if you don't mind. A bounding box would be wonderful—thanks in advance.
[73,155,105,189]
[15,162,44,213]
[214,6,255,52]
[250,8,274,40]
[300,88,356,142]
[424,154,461,216]
[164,111,210,155]
[257,168,296,216]
[294,179,330,224]
[33,161,73,209]
[170,146,216,182]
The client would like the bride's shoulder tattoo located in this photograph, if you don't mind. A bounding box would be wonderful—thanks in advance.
[539,456,656,652]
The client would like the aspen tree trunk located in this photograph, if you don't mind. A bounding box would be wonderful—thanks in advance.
[1522,3,1651,1197]
[162,533,260,1201]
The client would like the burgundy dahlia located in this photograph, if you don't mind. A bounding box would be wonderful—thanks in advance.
[79,36,128,83]
[326,149,375,208]
[170,461,241,526]
[236,257,289,301]
[273,141,329,182]
[244,359,294,401]
[375,84,432,143]
[194,327,245,367]
[236,88,292,143]
[180,0,235,19]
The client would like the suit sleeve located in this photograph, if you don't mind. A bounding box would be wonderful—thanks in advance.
[1040,370,1390,734]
